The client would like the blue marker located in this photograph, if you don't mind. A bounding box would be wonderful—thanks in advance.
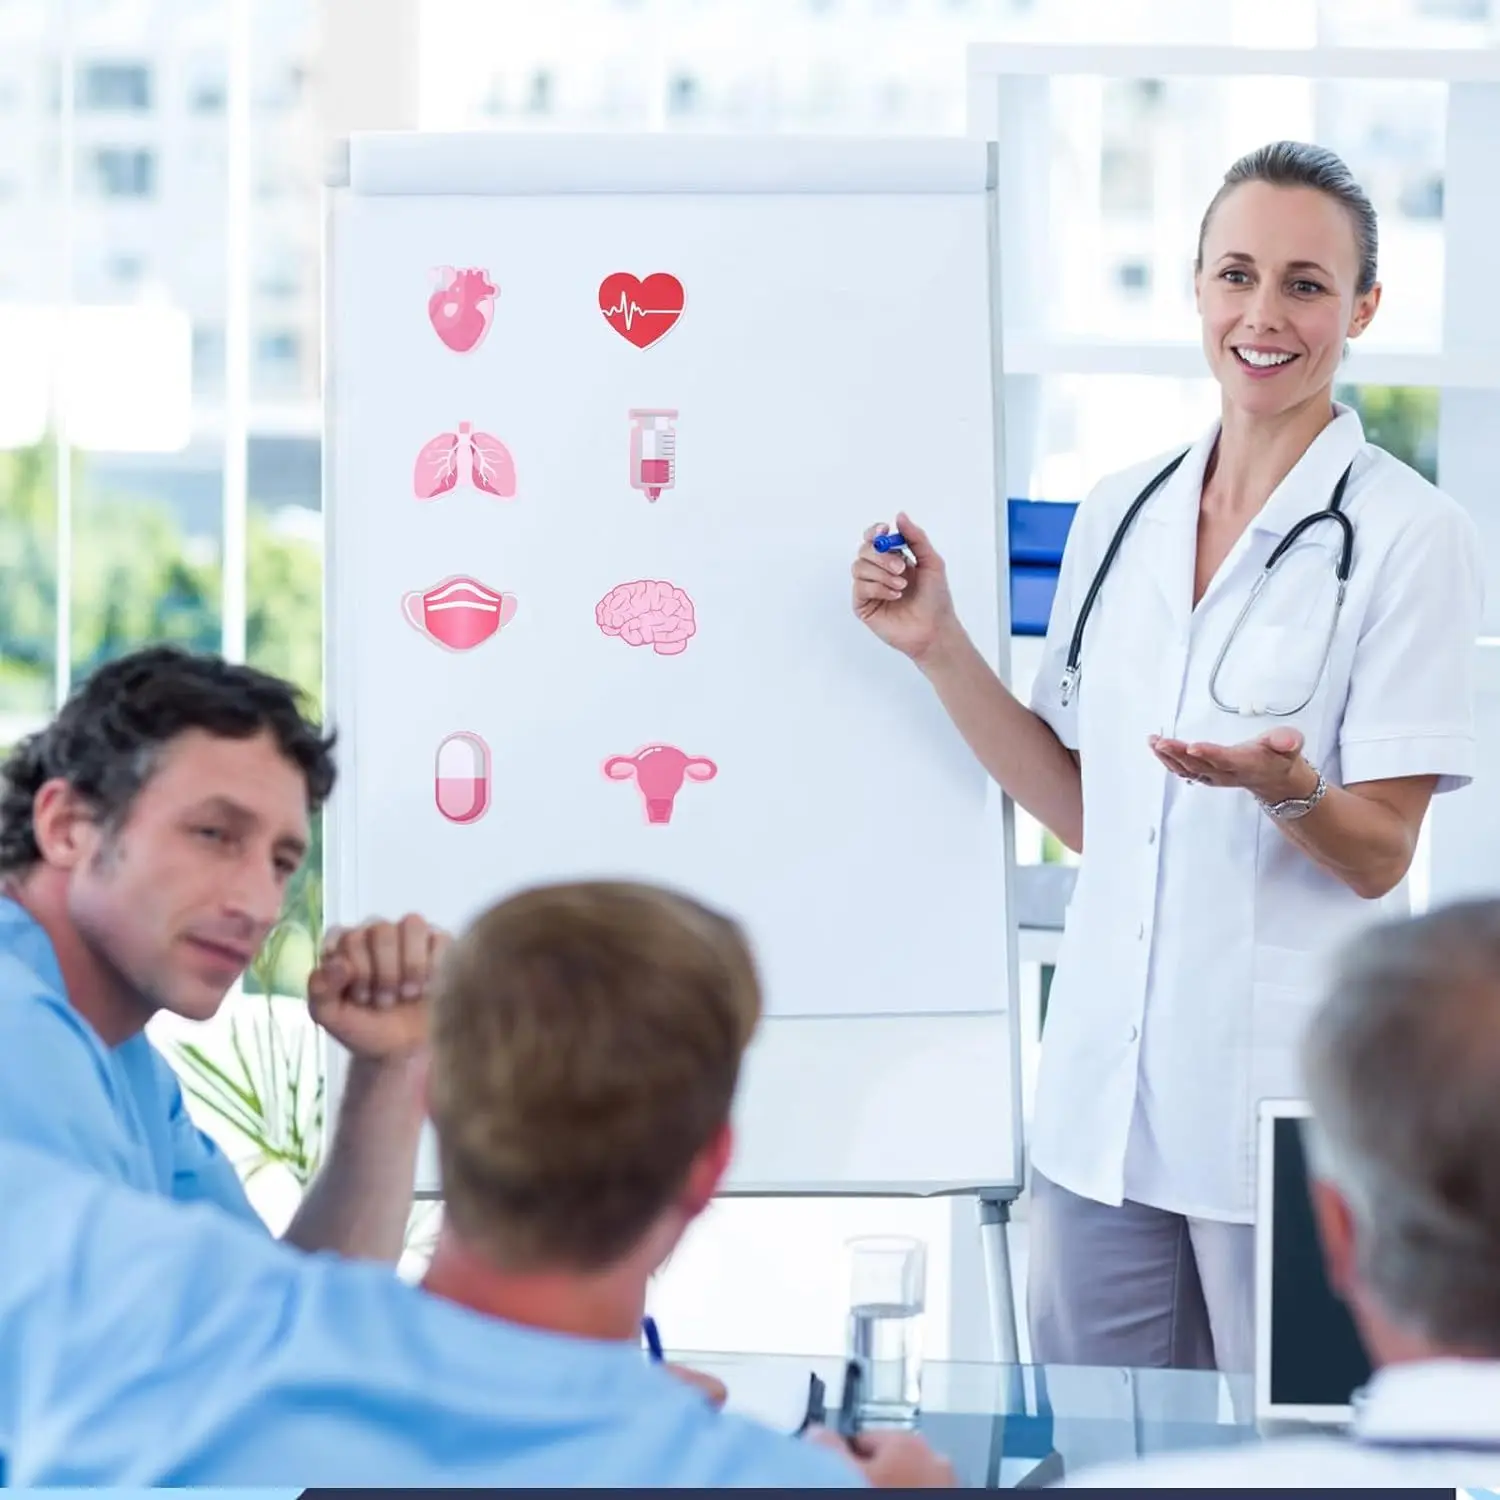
[872,531,907,553]
[642,1314,665,1362]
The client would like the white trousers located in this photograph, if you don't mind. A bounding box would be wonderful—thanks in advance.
[1026,1170,1255,1374]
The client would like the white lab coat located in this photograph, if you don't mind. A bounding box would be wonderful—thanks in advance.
[1060,1360,1500,1487]
[1029,406,1482,1221]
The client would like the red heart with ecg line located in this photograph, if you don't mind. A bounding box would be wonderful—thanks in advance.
[598,272,685,349]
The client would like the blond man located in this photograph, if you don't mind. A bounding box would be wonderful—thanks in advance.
[3,881,955,1486]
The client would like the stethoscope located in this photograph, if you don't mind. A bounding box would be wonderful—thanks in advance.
[1056,450,1357,716]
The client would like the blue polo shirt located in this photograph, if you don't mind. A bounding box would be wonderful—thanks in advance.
[0,896,262,1224]
[0,1142,864,1487]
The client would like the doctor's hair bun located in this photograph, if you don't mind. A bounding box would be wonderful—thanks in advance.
[0,645,336,876]
[1196,140,1379,296]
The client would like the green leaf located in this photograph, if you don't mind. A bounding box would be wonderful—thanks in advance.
[173,997,326,1188]
[176,1041,261,1116]
[179,1079,275,1153]
[227,1021,266,1119]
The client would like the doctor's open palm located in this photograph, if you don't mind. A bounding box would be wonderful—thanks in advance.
[851,512,958,661]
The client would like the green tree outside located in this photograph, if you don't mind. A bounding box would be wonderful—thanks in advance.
[0,433,326,943]
[1335,384,1438,483]
[1,435,323,709]
[0,440,59,712]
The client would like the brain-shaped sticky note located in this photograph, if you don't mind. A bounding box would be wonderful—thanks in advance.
[596,580,697,656]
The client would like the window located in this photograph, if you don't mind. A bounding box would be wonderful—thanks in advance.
[256,160,296,199]
[257,329,300,362]
[88,146,155,198]
[37,136,59,188]
[255,329,303,390]
[877,77,909,120]
[188,54,227,113]
[108,252,144,285]
[78,61,152,111]
[256,64,306,110]
[666,72,699,116]
[1101,143,1153,217]
[192,322,225,394]
[1398,170,1443,220]
[1415,0,1487,16]
[525,69,553,114]
[257,251,303,300]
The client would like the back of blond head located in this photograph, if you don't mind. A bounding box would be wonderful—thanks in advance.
[428,880,762,1271]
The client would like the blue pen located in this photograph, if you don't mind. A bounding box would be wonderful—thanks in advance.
[642,1314,664,1362]
[872,531,907,553]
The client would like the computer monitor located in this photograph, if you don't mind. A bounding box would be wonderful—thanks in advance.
[1254,1099,1373,1427]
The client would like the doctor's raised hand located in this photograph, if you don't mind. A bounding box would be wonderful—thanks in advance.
[851,512,959,661]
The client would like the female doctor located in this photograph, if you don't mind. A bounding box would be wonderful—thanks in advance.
[850,141,1482,1374]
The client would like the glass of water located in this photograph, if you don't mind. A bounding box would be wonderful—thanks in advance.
[845,1235,926,1422]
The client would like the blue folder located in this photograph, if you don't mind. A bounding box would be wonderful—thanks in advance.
[1008,499,1076,637]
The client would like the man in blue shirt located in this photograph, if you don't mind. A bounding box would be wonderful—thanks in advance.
[1,881,956,1487]
[0,645,441,1257]
[0,1140,863,1487]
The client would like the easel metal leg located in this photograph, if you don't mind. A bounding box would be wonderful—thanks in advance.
[978,1192,1021,1366]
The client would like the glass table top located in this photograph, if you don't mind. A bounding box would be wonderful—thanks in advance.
[679,1351,1258,1488]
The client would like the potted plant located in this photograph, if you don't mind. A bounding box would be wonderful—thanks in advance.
[172,871,439,1266]
[174,874,325,1189]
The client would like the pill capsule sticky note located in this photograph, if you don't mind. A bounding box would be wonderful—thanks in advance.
[435,730,490,824]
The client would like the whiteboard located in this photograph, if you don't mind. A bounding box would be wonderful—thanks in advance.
[324,133,1022,1196]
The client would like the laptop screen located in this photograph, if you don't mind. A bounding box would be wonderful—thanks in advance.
[1256,1103,1372,1421]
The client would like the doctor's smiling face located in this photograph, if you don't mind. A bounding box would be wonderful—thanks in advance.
[1194,147,1381,423]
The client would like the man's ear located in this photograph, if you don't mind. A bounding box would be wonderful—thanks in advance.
[680,1122,733,1221]
[1309,1176,1359,1301]
[29,779,100,871]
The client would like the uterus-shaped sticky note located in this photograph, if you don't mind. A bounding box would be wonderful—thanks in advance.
[413,422,516,501]
[604,744,717,824]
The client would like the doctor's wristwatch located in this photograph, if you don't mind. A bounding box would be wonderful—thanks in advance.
[1257,763,1329,821]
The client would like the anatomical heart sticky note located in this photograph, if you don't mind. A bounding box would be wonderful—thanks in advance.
[428,267,497,353]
